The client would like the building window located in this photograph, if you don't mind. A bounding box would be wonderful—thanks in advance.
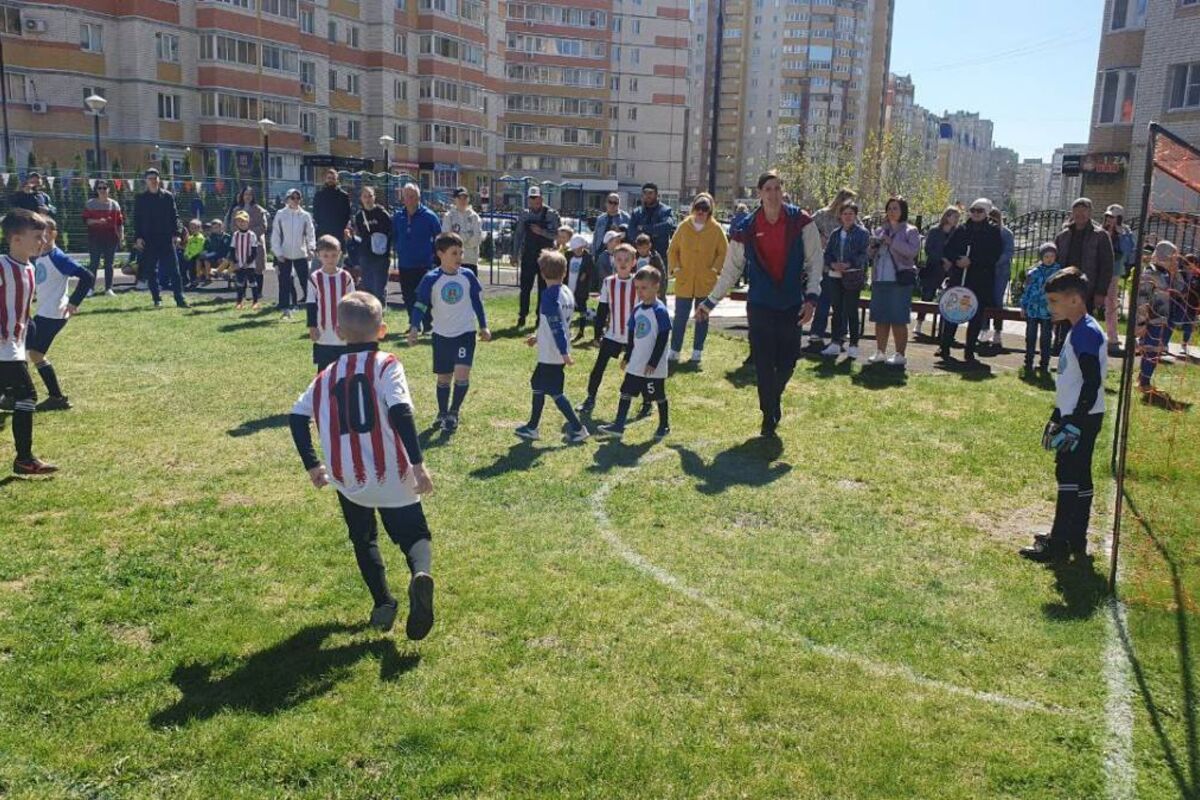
[80,22,103,53]
[261,44,299,73]
[157,93,180,120]
[200,34,258,66]
[396,0,407,8]
[300,60,316,87]
[630,47,640,64]
[261,0,298,18]
[632,18,641,34]
[269,154,283,179]
[299,8,314,34]
[629,77,638,92]
[628,106,637,120]
[609,104,618,119]
[346,72,360,95]
[328,68,338,90]
[1097,69,1137,123]
[82,86,106,106]
[347,26,360,48]
[627,134,636,149]
[347,119,361,140]
[329,116,338,138]
[394,79,407,100]
[327,20,337,43]
[156,32,180,63]
[394,32,407,55]
[394,123,409,144]
[0,6,21,35]
[300,111,315,136]
[1110,0,1147,30]
[1169,62,1200,110]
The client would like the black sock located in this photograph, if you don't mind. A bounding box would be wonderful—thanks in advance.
[1050,483,1076,542]
[36,361,63,398]
[614,394,632,426]
[12,402,34,461]
[554,395,582,429]
[450,381,469,413]
[436,384,450,415]
[352,538,393,607]
[529,392,545,428]
[405,538,432,575]
[657,399,670,429]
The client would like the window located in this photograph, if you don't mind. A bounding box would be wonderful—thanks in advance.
[609,104,618,119]
[329,116,338,138]
[300,110,315,136]
[328,68,338,90]
[396,0,407,8]
[346,72,360,95]
[82,86,106,106]
[418,34,483,65]
[347,26,360,48]
[394,123,409,144]
[630,47,639,64]
[300,60,316,87]
[299,8,314,33]
[260,98,297,126]
[632,19,640,34]
[200,34,258,66]
[1110,0,1147,30]
[327,20,337,43]
[157,93,180,120]
[394,32,407,55]
[261,0,298,17]
[200,0,253,8]
[394,79,408,100]
[626,134,636,149]
[4,73,26,103]
[347,120,361,140]
[628,106,637,120]
[261,44,299,73]
[80,22,103,53]
[156,32,180,63]
[629,77,638,92]
[0,6,22,35]
[269,154,283,179]
[1169,62,1200,110]
[1097,69,1137,123]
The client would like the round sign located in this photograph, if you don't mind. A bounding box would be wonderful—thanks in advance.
[939,286,979,325]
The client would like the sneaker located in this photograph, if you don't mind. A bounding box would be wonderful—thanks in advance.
[514,424,540,441]
[576,397,596,415]
[406,573,435,641]
[282,309,293,321]
[369,599,399,632]
[434,412,447,430]
[654,425,671,439]
[35,396,71,412]
[176,300,190,309]
[235,301,245,310]
[867,351,886,364]
[13,457,58,476]
[804,338,828,354]
[667,350,680,362]
[690,350,702,364]
[847,345,859,360]
[1019,537,1069,563]
[86,289,94,298]
[820,342,842,357]
[0,395,12,411]
[759,417,779,439]
[885,353,907,367]
[637,403,653,419]
[935,348,951,361]
[153,301,162,308]
[442,413,459,434]
[135,281,147,291]
[597,423,625,438]
[251,302,261,311]
[517,315,527,329]
[105,289,116,297]
[566,425,591,444]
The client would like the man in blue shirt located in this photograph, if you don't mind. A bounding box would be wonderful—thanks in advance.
[392,183,441,332]
[627,183,675,273]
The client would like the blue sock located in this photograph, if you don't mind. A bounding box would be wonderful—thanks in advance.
[614,394,632,427]
[528,392,545,428]
[450,380,469,413]
[553,394,583,430]
[436,383,450,415]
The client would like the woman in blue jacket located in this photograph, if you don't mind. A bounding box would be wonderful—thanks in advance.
[819,202,870,360]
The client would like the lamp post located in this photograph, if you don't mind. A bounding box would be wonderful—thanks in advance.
[257,117,276,206]
[85,93,108,176]
[379,133,393,206]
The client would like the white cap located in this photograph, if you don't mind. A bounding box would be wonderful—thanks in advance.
[1105,203,1125,218]
[527,185,541,198]
[286,187,302,198]
[969,198,993,213]
[568,234,589,251]
[603,229,623,245]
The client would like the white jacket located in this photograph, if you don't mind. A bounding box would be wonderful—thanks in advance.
[271,206,316,261]
[442,206,482,265]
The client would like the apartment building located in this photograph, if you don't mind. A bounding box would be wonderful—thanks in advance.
[883,72,937,167]
[0,0,689,211]
[1011,158,1052,216]
[1048,143,1086,210]
[935,110,994,206]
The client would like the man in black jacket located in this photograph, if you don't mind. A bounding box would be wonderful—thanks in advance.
[937,198,1002,366]
[9,172,55,216]
[313,169,352,242]
[134,168,188,308]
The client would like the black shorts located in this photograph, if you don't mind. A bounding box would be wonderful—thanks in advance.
[530,363,565,395]
[0,360,36,401]
[432,332,476,374]
[313,343,345,371]
[620,373,666,401]
[26,316,68,355]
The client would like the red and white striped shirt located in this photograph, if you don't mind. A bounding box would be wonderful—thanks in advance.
[231,229,258,268]
[599,274,637,344]
[292,348,418,508]
[307,268,354,346]
[0,254,35,362]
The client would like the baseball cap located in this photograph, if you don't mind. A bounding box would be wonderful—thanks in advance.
[603,230,623,245]
[1105,203,1125,218]
[286,187,302,198]
[452,186,469,198]
[527,185,541,198]
[969,198,992,213]
[144,167,160,177]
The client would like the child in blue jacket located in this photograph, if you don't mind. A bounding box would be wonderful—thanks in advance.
[1020,242,1061,373]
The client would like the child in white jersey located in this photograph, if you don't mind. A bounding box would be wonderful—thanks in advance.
[306,235,355,372]
[566,234,594,341]
[514,249,590,443]
[578,244,644,416]
[408,232,491,433]
[23,217,93,411]
[597,265,672,439]
[290,291,436,638]
[230,210,261,310]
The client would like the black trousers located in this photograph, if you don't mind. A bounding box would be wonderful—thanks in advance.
[1050,413,1103,551]
[88,242,116,291]
[0,360,36,461]
[518,255,546,321]
[337,492,431,607]
[747,304,801,423]
[398,269,430,332]
[587,337,625,398]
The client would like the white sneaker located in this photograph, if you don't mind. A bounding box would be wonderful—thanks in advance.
[886,353,907,367]
[105,289,116,297]
[690,350,702,363]
[915,321,924,335]
[847,346,859,359]
[566,425,591,443]
[820,342,842,357]
[667,350,679,362]
[867,351,887,364]
[135,281,147,291]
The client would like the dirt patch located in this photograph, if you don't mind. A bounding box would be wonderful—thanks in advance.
[835,479,868,492]
[107,624,154,651]
[968,502,1055,546]
[0,579,29,595]
[219,493,257,509]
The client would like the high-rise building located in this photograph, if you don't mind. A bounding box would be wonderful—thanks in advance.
[686,0,894,204]
[1012,157,1052,216]
[0,0,690,212]
[984,145,1018,213]
[935,110,994,205]
[1049,143,1087,209]
[883,72,938,168]
[1084,0,1200,212]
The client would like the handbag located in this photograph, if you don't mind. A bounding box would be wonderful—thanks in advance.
[361,210,389,255]
[841,268,866,292]
[896,268,916,287]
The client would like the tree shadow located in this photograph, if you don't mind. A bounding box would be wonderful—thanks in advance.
[668,437,790,495]
[1113,492,1200,799]
[851,363,908,390]
[722,361,758,389]
[227,413,291,438]
[149,622,419,728]
[1041,556,1108,621]
[469,440,566,479]
[588,437,656,474]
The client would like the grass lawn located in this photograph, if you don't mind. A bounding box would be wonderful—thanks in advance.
[0,289,1194,798]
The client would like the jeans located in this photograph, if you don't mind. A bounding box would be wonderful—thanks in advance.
[360,252,391,308]
[828,279,861,346]
[277,258,308,309]
[141,242,185,305]
[670,296,709,354]
[747,304,801,424]
[807,274,834,340]
[1024,318,1053,368]
[1139,322,1174,387]
[88,242,116,291]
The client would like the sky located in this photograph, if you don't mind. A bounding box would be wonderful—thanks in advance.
[889,0,1104,163]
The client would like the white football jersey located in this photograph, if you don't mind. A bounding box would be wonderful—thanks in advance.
[598,274,637,344]
[537,284,575,364]
[625,301,672,379]
[0,255,35,362]
[415,267,486,337]
[307,268,355,346]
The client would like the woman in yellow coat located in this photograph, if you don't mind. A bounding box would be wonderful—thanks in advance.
[667,193,728,364]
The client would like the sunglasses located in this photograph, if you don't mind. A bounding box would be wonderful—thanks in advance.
[693,206,711,214]
[969,208,985,213]
[607,199,619,204]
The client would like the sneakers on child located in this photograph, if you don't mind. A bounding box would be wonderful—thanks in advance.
[654,425,671,439]
[105,289,116,297]
[1019,536,1070,563]
[667,350,680,362]
[820,342,842,357]
[847,346,859,360]
[597,423,625,438]
[566,425,591,444]
[637,402,653,419]
[867,351,887,364]
[235,301,245,310]
[576,396,596,415]
[434,412,447,430]
[442,413,459,434]
[885,353,907,367]
[514,425,540,441]
[281,309,293,321]
[13,457,59,476]
[154,300,163,308]
[690,350,702,364]
[369,599,399,632]
[406,573,435,641]
[35,396,71,412]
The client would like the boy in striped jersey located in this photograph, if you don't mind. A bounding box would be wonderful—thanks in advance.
[597,266,672,439]
[230,210,261,310]
[0,210,58,474]
[577,244,643,417]
[27,217,94,410]
[307,235,355,372]
[515,249,590,443]
[407,232,491,434]
[289,291,436,638]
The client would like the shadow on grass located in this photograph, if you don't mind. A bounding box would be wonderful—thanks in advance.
[489,326,535,342]
[1113,492,1200,800]
[83,305,159,316]
[1041,557,1107,621]
[418,425,452,452]
[588,437,656,474]
[851,363,908,390]
[1019,369,1057,392]
[722,361,758,389]
[227,413,290,438]
[669,437,790,495]
[151,623,418,727]
[218,318,279,333]
[810,358,854,380]
[469,440,566,479]
[933,358,997,382]
[1141,389,1193,412]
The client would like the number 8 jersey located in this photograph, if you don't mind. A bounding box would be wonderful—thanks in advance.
[292,346,419,508]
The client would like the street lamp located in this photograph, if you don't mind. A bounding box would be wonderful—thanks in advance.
[379,133,393,206]
[258,117,276,206]
[85,93,108,176]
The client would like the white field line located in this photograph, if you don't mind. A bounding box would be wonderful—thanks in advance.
[1102,477,1135,800]
[590,451,1071,717]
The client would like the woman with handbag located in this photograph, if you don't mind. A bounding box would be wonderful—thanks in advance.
[346,186,393,307]
[867,196,921,367]
[916,207,959,337]
[270,188,316,319]
[820,201,870,360]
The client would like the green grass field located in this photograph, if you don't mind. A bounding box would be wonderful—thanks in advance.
[0,289,1195,798]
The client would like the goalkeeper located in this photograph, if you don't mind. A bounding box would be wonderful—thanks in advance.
[1021,268,1108,563]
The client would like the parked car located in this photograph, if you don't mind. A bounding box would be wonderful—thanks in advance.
[480,213,516,261]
